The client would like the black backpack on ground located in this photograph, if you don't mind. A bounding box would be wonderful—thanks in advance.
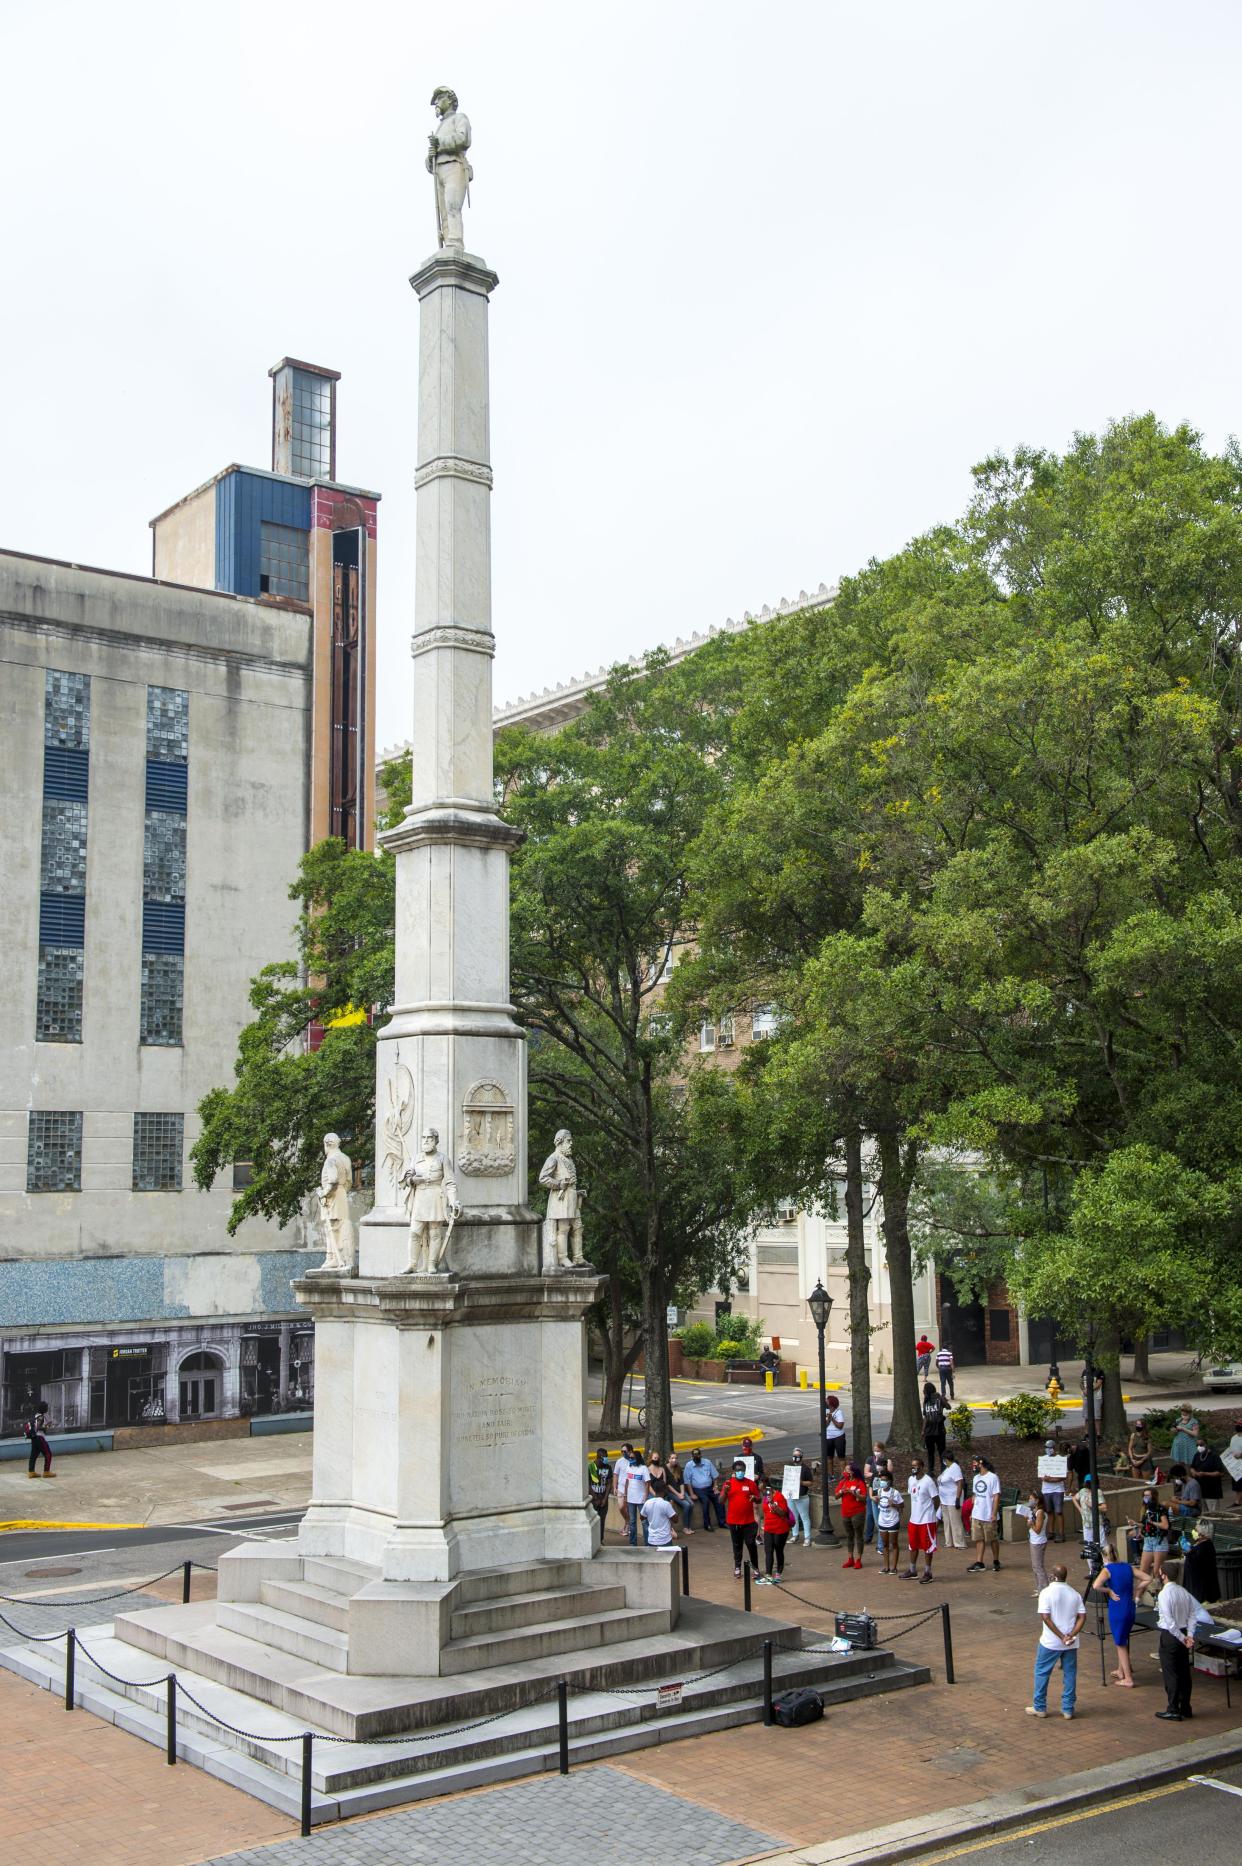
[772,1687,824,1727]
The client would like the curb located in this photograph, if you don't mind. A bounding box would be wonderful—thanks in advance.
[0,1520,146,1533]
[749,1729,1242,1866]
[596,1430,765,1457]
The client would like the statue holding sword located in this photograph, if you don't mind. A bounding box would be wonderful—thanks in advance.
[401,1128,461,1274]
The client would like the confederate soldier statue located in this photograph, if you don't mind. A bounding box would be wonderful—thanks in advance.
[427,85,472,250]
[401,1128,461,1273]
[539,1128,585,1269]
[310,1132,356,1276]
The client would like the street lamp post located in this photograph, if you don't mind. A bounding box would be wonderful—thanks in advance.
[807,1281,841,1545]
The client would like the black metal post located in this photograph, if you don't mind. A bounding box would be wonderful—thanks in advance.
[182,1560,192,1604]
[300,1732,313,1837]
[762,1637,774,1724]
[743,1561,752,1612]
[940,1602,955,1684]
[1083,1340,1102,1563]
[64,1626,75,1711]
[815,1315,839,1544]
[679,1542,689,1597]
[166,1674,177,1765]
[557,1680,569,1774]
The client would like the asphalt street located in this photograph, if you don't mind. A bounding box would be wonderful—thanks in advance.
[907,1763,1242,1866]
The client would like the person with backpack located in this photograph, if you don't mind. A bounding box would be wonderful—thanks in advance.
[721,1458,762,1579]
[25,1400,54,1480]
[921,1382,947,1476]
[758,1481,796,1584]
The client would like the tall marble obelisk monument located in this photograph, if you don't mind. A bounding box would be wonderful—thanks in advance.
[288,88,603,1595]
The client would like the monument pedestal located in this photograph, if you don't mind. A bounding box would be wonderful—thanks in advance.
[288,1269,604,1584]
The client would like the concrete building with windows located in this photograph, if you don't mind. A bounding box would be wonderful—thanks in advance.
[0,361,379,1437]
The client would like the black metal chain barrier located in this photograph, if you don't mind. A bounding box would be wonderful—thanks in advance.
[73,1636,169,1691]
[0,1607,78,1644]
[0,1562,193,1608]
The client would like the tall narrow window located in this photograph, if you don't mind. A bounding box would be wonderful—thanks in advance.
[27,1110,83,1192]
[290,370,333,479]
[141,687,188,1045]
[36,670,90,1041]
[133,1113,184,1191]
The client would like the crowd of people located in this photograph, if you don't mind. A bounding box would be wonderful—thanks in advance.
[589,1402,1240,1730]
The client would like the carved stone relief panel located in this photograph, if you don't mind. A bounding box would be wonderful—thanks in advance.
[459,1080,515,1176]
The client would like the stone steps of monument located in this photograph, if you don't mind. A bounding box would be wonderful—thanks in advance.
[456,1558,583,1604]
[218,1601,350,1672]
[440,1603,670,1675]
[301,1555,380,1597]
[113,1596,809,1740]
[449,1580,627,1639]
[261,1578,360,1634]
[1,1620,930,1823]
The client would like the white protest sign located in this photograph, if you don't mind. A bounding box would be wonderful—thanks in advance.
[781,1463,803,1501]
[1037,1455,1068,1480]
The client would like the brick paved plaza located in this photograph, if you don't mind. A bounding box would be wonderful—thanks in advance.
[1,1509,1237,1866]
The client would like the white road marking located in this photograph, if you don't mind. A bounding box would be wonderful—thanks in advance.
[1188,1775,1242,1800]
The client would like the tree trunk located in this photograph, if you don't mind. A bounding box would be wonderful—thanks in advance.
[1131,1335,1150,1383]
[878,1129,922,1451]
[1100,1331,1128,1445]
[639,1258,674,1459]
[843,1128,874,1456]
[597,1274,639,1438]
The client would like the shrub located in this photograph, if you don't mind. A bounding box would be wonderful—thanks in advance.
[713,1313,765,1358]
[946,1402,974,1451]
[675,1321,716,1360]
[715,1339,743,1360]
[991,1393,1061,1439]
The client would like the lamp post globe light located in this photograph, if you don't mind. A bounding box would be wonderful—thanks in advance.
[807,1281,840,1545]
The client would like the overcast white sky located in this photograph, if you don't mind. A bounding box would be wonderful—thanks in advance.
[3,3,1239,754]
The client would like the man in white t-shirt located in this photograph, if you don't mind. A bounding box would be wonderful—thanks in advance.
[938,1456,966,1549]
[966,1457,1003,1572]
[902,1456,940,1584]
[1027,1564,1086,1718]
[623,1454,651,1546]
[824,1400,847,1474]
[613,1444,635,1538]
[640,1492,679,1548]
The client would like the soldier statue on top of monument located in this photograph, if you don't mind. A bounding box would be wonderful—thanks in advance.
[401,1127,461,1273]
[427,85,472,251]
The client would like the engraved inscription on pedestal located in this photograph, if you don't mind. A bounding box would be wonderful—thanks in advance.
[450,1340,541,1512]
[458,1080,516,1176]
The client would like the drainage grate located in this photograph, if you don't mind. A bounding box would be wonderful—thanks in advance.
[220,1499,279,1511]
[24,1566,83,1578]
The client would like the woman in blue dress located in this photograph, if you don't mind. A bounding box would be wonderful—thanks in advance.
[1091,1541,1136,1685]
[1170,1407,1199,1469]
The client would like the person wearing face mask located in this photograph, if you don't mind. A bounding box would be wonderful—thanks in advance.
[721,1458,761,1579]
[1191,1437,1225,1503]
[1129,1486,1170,1583]
[873,1472,905,1573]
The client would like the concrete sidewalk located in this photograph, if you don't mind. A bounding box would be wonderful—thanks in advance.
[0,1431,314,1528]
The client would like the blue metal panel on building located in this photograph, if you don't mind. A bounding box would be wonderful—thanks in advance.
[39,892,86,945]
[141,900,185,954]
[0,1251,317,1327]
[145,758,188,814]
[215,468,311,596]
[43,746,90,802]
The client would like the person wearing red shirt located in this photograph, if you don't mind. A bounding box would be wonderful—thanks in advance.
[721,1460,761,1579]
[835,1462,869,1568]
[916,1333,936,1378]
[758,1483,796,1585]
